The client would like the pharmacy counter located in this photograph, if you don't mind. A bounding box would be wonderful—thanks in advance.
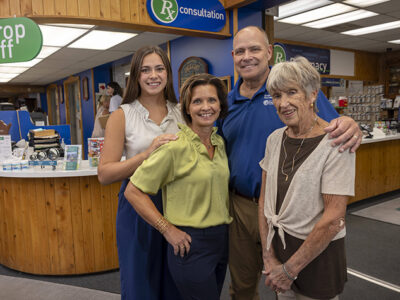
[349,134,400,204]
[0,161,121,275]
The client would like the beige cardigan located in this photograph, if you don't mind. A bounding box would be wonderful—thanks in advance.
[259,127,355,250]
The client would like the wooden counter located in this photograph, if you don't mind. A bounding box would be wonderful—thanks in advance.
[1,135,399,274]
[349,135,400,204]
[0,164,121,275]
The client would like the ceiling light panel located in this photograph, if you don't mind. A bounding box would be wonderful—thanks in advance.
[1,59,42,67]
[0,73,19,79]
[68,30,137,50]
[36,46,61,59]
[39,25,88,47]
[276,0,332,20]
[343,0,390,8]
[304,9,378,28]
[0,66,28,73]
[44,23,95,29]
[388,39,400,44]
[342,21,400,35]
[278,3,356,25]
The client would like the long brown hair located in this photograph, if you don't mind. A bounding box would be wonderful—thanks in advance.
[121,46,177,105]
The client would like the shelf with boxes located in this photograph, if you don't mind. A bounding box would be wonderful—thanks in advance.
[332,84,384,126]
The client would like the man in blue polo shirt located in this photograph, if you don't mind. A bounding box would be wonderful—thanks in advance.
[219,26,362,300]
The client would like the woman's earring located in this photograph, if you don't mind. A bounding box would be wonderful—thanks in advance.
[311,102,314,108]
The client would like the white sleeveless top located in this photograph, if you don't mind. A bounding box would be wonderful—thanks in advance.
[120,100,183,159]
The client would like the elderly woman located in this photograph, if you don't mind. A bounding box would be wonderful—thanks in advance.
[124,73,231,300]
[258,56,355,300]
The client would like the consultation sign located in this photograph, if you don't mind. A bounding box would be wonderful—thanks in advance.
[147,0,226,32]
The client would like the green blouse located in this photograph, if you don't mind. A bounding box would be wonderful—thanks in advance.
[131,123,232,228]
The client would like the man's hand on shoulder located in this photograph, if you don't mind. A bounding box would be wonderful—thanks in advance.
[324,116,362,153]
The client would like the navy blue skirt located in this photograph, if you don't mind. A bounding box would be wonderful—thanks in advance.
[116,179,182,300]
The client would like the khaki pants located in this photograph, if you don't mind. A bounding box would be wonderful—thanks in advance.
[229,192,263,300]
[278,290,339,300]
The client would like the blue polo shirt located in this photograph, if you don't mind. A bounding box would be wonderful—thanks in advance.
[219,77,339,199]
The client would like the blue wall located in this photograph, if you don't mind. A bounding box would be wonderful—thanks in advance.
[169,7,262,97]
[41,6,264,158]
[79,69,95,158]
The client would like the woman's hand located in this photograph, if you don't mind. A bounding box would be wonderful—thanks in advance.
[163,225,192,257]
[144,134,178,158]
[263,263,293,294]
[324,116,362,153]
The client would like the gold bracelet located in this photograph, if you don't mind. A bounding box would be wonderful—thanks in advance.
[154,216,169,235]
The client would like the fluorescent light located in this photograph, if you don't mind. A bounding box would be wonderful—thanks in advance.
[276,0,332,19]
[45,23,95,29]
[342,21,400,35]
[0,73,19,79]
[36,46,60,59]
[2,58,42,67]
[68,30,137,50]
[39,25,88,47]
[279,3,356,25]
[388,39,400,44]
[304,9,377,29]
[0,66,28,73]
[125,72,130,76]
[343,0,390,7]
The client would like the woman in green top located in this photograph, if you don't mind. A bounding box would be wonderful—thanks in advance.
[124,73,231,300]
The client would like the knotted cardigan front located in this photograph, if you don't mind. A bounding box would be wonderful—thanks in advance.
[259,127,355,250]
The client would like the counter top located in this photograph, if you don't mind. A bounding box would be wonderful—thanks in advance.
[0,160,97,178]
[361,133,400,144]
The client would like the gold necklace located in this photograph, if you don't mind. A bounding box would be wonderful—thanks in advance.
[281,117,317,182]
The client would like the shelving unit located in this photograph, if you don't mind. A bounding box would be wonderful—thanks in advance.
[387,66,400,98]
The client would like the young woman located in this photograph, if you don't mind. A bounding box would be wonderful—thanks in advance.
[106,81,123,113]
[124,74,231,300]
[98,46,182,300]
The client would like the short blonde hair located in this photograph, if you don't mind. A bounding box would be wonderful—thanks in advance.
[267,56,320,112]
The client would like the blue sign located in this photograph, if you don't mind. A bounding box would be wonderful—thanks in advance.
[274,42,330,75]
[147,0,226,32]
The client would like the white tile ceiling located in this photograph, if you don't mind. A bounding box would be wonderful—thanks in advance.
[1,0,400,90]
[275,0,400,52]
[4,30,180,86]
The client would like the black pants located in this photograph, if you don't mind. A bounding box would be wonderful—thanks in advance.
[167,224,229,300]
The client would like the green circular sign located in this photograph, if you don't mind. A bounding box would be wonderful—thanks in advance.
[151,0,179,24]
[0,17,42,63]
[273,44,286,64]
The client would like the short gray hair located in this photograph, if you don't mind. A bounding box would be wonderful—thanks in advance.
[267,56,320,111]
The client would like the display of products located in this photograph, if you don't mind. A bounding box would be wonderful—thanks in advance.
[88,138,104,167]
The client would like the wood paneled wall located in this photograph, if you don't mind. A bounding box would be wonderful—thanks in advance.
[0,0,230,38]
[0,176,120,275]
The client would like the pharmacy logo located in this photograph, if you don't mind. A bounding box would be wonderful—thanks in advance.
[274,43,286,64]
[151,0,178,24]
